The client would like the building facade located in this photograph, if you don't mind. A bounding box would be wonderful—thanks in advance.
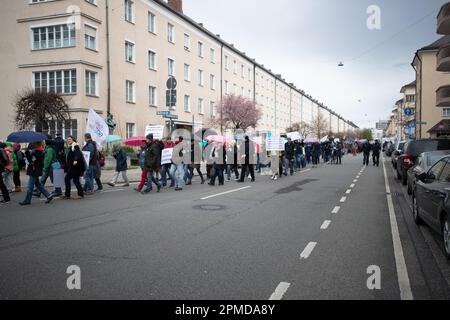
[0,0,357,141]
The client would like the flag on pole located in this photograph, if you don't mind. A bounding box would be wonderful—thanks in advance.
[86,109,108,148]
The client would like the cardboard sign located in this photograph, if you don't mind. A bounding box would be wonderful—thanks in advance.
[287,132,301,141]
[161,148,174,165]
[145,125,164,140]
[266,137,286,151]
[82,151,91,166]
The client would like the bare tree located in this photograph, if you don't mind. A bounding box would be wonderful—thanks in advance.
[286,121,312,140]
[209,94,262,131]
[14,89,70,131]
[311,111,329,139]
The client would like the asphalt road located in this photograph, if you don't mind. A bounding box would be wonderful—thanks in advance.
[0,153,449,300]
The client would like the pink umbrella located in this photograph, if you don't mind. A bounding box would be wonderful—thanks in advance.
[124,136,146,147]
[205,135,231,143]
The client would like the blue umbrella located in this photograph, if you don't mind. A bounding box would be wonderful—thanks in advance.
[6,131,48,143]
[107,135,122,143]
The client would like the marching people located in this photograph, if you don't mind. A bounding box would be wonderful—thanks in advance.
[82,133,99,195]
[135,142,149,193]
[226,141,239,181]
[2,142,14,193]
[362,141,371,166]
[108,146,130,187]
[284,138,295,176]
[37,137,62,197]
[208,141,226,186]
[142,134,162,194]
[0,143,11,203]
[20,141,53,206]
[170,136,187,191]
[186,138,205,185]
[160,136,175,187]
[336,141,343,165]
[62,136,85,200]
[238,136,255,183]
[372,139,381,167]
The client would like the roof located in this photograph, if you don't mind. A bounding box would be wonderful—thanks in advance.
[400,80,416,93]
[396,99,404,106]
[428,119,450,133]
[419,35,450,51]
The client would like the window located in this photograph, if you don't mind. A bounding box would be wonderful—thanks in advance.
[126,123,135,139]
[126,80,135,103]
[168,58,175,76]
[148,12,156,33]
[224,80,229,94]
[225,56,229,70]
[85,71,97,96]
[125,0,134,23]
[149,86,157,106]
[439,162,450,182]
[33,69,77,94]
[198,41,204,57]
[38,120,78,141]
[428,159,446,180]
[125,41,135,63]
[210,101,216,116]
[184,64,190,81]
[210,48,216,63]
[241,87,244,96]
[444,108,450,117]
[241,65,244,78]
[210,74,215,90]
[86,0,97,5]
[184,33,190,50]
[233,61,237,74]
[198,98,204,114]
[406,95,416,103]
[32,24,76,50]
[233,83,237,95]
[184,95,191,112]
[198,70,204,86]
[248,68,251,81]
[167,23,174,43]
[84,25,97,50]
[148,50,156,70]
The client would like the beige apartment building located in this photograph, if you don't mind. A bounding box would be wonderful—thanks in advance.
[412,36,450,139]
[0,0,357,142]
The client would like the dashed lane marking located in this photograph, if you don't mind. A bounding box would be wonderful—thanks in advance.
[269,282,291,300]
[332,206,341,214]
[320,220,331,230]
[300,242,317,259]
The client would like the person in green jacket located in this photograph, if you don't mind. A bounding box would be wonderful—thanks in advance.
[36,137,62,197]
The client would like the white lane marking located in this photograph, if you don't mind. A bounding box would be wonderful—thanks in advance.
[269,282,291,300]
[200,186,251,200]
[332,206,341,214]
[350,183,355,188]
[353,179,358,183]
[321,220,331,230]
[382,156,413,300]
[346,189,352,194]
[101,189,124,194]
[300,242,317,259]
[340,197,347,203]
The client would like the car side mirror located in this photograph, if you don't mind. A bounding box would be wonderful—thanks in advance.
[417,172,427,182]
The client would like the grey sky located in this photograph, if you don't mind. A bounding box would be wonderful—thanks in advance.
[183,0,446,128]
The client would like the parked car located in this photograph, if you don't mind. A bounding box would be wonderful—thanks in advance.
[397,138,450,186]
[406,150,450,195]
[412,156,450,259]
[392,141,407,169]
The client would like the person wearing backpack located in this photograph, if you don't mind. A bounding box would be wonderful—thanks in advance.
[0,143,11,203]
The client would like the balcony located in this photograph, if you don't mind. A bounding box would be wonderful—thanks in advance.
[437,44,450,71]
[437,3,450,35]
[436,85,450,107]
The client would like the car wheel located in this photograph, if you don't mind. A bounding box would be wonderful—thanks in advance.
[442,214,450,260]
[412,194,424,225]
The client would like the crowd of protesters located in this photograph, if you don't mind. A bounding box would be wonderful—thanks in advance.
[0,131,353,205]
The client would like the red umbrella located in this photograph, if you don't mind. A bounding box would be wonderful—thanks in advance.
[205,135,232,143]
[124,136,146,147]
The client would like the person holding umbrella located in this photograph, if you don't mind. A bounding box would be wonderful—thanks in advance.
[19,141,53,205]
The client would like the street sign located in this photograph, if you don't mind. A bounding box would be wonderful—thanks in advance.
[404,108,414,117]
[166,77,177,90]
[164,114,178,120]
[157,111,171,116]
[166,89,177,107]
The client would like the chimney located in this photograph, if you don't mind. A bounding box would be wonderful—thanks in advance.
[167,0,183,13]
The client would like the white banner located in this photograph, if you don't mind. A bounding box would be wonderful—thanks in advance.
[145,125,164,141]
[161,148,174,165]
[86,109,108,148]
[287,132,301,141]
[266,137,286,151]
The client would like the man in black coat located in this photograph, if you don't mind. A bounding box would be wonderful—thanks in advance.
[372,140,381,167]
[142,134,162,193]
[284,138,295,176]
[238,136,255,182]
[362,142,372,166]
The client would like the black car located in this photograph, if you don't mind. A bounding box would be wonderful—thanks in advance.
[397,138,450,186]
[412,156,450,259]
[392,141,407,169]
[407,150,450,195]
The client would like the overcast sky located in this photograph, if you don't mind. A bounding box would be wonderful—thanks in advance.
[183,0,446,128]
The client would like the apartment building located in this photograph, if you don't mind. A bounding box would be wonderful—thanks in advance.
[0,0,357,141]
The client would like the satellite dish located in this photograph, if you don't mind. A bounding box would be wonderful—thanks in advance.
[338,62,344,67]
